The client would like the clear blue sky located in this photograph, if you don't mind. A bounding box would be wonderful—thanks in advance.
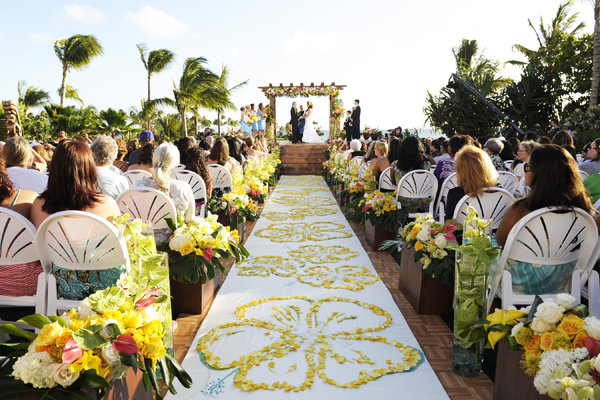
[0,0,594,131]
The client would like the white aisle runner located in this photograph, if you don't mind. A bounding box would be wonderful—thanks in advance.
[171,175,449,399]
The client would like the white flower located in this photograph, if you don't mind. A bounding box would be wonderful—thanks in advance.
[585,316,600,340]
[535,301,564,325]
[140,304,162,324]
[556,293,576,311]
[511,322,524,338]
[77,298,95,318]
[102,343,120,365]
[416,225,431,242]
[53,364,80,387]
[519,305,532,315]
[110,360,129,381]
[531,317,553,334]
[12,351,58,388]
[169,232,193,252]
[99,324,116,341]
[533,348,588,395]
[433,234,448,249]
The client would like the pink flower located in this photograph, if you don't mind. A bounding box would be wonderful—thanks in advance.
[61,339,83,365]
[229,206,236,214]
[362,204,372,212]
[203,248,214,261]
[444,232,457,242]
[113,334,139,354]
[443,221,459,233]
[135,297,157,309]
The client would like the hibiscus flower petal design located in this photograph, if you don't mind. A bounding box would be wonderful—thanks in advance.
[288,245,359,264]
[296,266,333,288]
[306,222,353,241]
[197,321,293,370]
[256,223,307,243]
[318,336,423,388]
[309,298,392,334]
[237,264,270,277]
[236,256,305,278]
[236,296,313,333]
[272,196,336,207]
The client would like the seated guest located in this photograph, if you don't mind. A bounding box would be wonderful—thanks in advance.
[128,131,154,166]
[496,145,597,295]
[483,138,510,172]
[347,139,366,162]
[579,138,600,175]
[3,136,48,194]
[176,136,196,165]
[185,147,213,202]
[390,136,431,185]
[0,158,38,219]
[499,139,514,161]
[30,141,121,300]
[387,138,402,175]
[433,134,472,186]
[434,138,451,163]
[243,137,266,159]
[370,141,390,181]
[127,143,155,174]
[124,139,140,162]
[113,138,129,172]
[512,140,539,181]
[360,141,377,167]
[136,143,195,223]
[91,135,129,199]
[445,146,499,221]
[208,138,234,176]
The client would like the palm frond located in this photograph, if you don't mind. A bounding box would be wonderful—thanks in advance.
[136,43,148,70]
[59,34,103,70]
[147,48,175,74]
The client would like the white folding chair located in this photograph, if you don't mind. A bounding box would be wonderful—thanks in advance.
[453,187,514,233]
[497,171,519,193]
[395,170,438,218]
[116,187,177,230]
[350,156,363,170]
[36,211,130,315]
[123,170,152,186]
[378,166,395,191]
[580,170,590,180]
[208,164,233,197]
[171,170,207,217]
[435,172,458,222]
[504,160,514,169]
[358,163,368,180]
[0,209,46,321]
[487,207,598,312]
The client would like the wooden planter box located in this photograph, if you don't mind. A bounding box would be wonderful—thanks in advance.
[494,341,547,400]
[169,278,215,316]
[399,246,454,315]
[364,219,396,251]
[103,368,153,400]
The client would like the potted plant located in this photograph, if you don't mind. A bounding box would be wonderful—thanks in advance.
[358,190,408,251]
[207,193,258,242]
[159,214,249,315]
[381,214,460,315]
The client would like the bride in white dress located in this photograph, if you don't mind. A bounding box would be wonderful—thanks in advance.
[301,103,323,143]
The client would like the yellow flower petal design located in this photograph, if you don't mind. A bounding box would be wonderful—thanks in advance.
[262,208,337,222]
[288,245,360,264]
[237,256,305,278]
[307,297,392,334]
[256,222,352,243]
[277,188,330,196]
[296,265,380,291]
[271,196,336,207]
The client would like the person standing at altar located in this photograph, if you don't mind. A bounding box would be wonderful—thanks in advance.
[250,104,259,136]
[350,99,361,140]
[298,105,306,139]
[257,103,266,139]
[240,107,252,136]
[290,102,300,143]
[344,110,353,143]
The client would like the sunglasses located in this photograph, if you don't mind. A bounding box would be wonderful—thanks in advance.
[523,163,531,173]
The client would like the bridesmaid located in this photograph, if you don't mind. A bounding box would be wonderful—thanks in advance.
[250,103,259,137]
[240,107,252,136]
[257,103,266,139]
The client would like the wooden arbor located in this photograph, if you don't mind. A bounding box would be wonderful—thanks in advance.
[258,82,346,143]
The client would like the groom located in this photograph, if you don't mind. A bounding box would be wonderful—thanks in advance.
[350,99,361,140]
[290,101,300,143]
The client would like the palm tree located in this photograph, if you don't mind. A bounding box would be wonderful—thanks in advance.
[54,34,103,106]
[136,44,175,128]
[57,85,84,106]
[591,0,600,107]
[212,65,248,134]
[99,108,131,133]
[17,80,50,113]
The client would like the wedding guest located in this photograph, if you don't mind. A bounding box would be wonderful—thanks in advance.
[360,141,377,167]
[499,139,514,161]
[390,136,431,185]
[429,139,442,158]
[387,138,402,173]
[537,136,551,145]
[370,141,390,180]
[30,140,120,228]
[185,147,213,197]
[496,145,597,294]
[433,134,472,185]
[483,138,509,172]
[125,139,140,162]
[135,143,195,223]
[208,138,234,175]
[128,131,154,166]
[0,158,37,219]
[113,138,129,172]
[434,138,451,163]
[244,137,266,159]
[512,141,539,181]
[32,145,52,164]
[3,136,48,194]
[226,136,245,168]
[176,137,196,165]
[91,135,129,199]
[579,138,600,175]
[444,146,499,221]
[347,139,366,162]
[127,143,155,174]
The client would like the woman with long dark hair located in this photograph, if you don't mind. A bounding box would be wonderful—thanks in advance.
[496,144,597,294]
[390,136,430,185]
[186,147,213,196]
[208,138,233,175]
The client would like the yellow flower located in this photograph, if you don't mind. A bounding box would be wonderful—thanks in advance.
[557,314,584,338]
[121,310,142,329]
[142,336,167,363]
[484,308,527,349]
[414,241,424,251]
[141,320,163,338]
[36,322,63,347]
[55,330,74,347]
[179,241,195,256]
[69,350,102,374]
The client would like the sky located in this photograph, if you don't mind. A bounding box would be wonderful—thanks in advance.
[0,0,595,132]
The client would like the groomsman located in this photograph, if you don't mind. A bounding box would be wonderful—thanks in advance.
[298,105,306,138]
[290,102,300,143]
[344,110,353,142]
[350,99,361,139]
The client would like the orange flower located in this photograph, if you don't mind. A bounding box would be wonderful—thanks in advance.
[573,331,588,348]
[525,334,542,354]
[540,332,554,351]
[557,314,584,338]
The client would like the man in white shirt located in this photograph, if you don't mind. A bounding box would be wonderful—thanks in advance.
[91,135,129,199]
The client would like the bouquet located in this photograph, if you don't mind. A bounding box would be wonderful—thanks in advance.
[359,190,408,233]
[0,285,191,399]
[160,214,249,283]
[381,213,461,283]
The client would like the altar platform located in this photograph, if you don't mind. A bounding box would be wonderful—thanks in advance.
[280,143,328,175]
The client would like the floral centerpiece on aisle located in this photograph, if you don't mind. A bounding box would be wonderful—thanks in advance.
[358,190,408,233]
[159,214,249,284]
[482,295,600,399]
[0,286,191,399]
[380,214,461,284]
[207,192,259,234]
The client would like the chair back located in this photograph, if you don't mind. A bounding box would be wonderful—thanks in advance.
[580,170,590,180]
[0,209,45,316]
[504,160,514,169]
[116,187,177,229]
[378,167,395,191]
[396,170,438,215]
[208,164,233,193]
[171,170,207,217]
[123,170,152,186]
[496,171,519,193]
[358,163,368,180]
[36,211,130,314]
[350,156,363,170]
[435,172,458,222]
[452,187,514,232]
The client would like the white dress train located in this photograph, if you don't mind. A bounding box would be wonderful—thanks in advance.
[302,113,323,143]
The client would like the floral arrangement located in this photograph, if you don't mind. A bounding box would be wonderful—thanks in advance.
[159,214,249,283]
[331,99,344,120]
[353,190,407,233]
[381,214,461,284]
[0,285,191,399]
[264,104,273,121]
[264,86,340,98]
[483,295,600,399]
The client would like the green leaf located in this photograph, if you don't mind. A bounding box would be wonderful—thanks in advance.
[17,314,52,329]
[73,324,107,350]
[164,354,193,388]
[165,217,177,231]
[144,357,160,394]
[527,296,544,324]
[0,323,36,341]
[78,369,111,389]
[120,352,139,368]
[48,316,68,328]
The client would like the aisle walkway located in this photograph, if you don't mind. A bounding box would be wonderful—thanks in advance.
[170,176,448,399]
